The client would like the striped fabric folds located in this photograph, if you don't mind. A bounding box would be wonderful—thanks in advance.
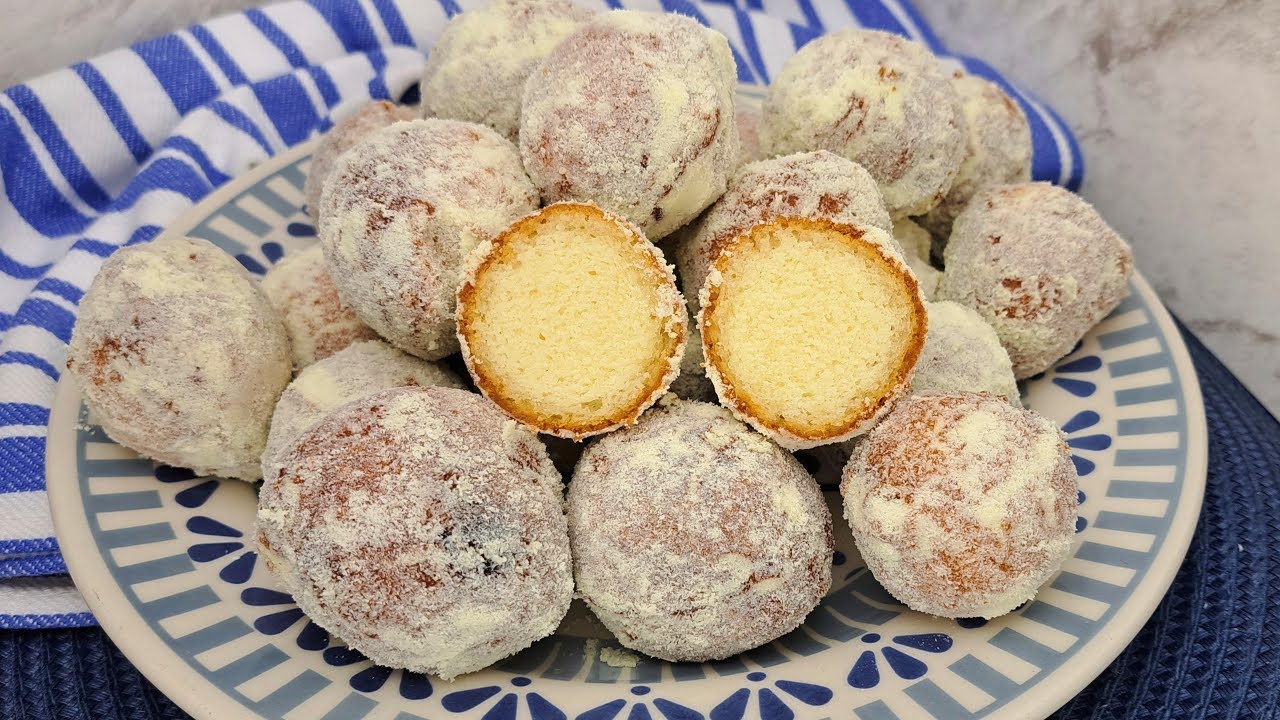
[0,0,1082,627]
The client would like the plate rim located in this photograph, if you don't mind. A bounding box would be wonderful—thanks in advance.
[48,139,1208,720]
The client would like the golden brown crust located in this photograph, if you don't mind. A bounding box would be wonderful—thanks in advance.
[701,216,927,447]
[456,202,686,439]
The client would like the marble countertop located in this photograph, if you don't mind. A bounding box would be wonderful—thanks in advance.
[3,0,1277,416]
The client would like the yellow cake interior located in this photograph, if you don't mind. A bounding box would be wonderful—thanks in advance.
[461,205,682,435]
[703,217,924,439]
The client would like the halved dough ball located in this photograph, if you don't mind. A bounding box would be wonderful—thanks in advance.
[700,217,926,449]
[457,202,686,439]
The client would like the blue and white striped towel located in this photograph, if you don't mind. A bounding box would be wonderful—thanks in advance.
[0,0,1082,628]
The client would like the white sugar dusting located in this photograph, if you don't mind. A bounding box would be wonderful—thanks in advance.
[567,398,832,662]
[260,244,380,369]
[841,391,1078,618]
[257,386,572,680]
[762,29,966,218]
[65,236,291,480]
[918,71,1032,244]
[912,301,1021,405]
[319,118,538,360]
[261,339,465,475]
[421,0,594,142]
[937,182,1133,378]
[520,10,739,240]
[303,100,415,226]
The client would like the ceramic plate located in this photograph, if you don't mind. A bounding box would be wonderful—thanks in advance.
[48,93,1207,720]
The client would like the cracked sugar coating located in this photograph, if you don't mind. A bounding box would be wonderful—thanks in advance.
[841,391,1077,618]
[420,0,594,142]
[918,71,1033,247]
[260,244,379,369]
[457,202,686,439]
[763,29,966,218]
[568,398,832,661]
[319,118,538,360]
[66,236,290,480]
[520,10,739,240]
[700,217,927,450]
[937,182,1133,379]
[303,100,414,226]
[261,340,464,475]
[257,386,573,680]
[914,301,1021,405]
[892,217,941,300]
[674,150,893,315]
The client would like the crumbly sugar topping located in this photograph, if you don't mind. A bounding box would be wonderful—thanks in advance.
[893,217,942,300]
[918,72,1032,242]
[841,391,1077,618]
[937,182,1134,378]
[421,0,594,142]
[303,100,415,226]
[520,10,739,239]
[319,118,538,360]
[260,244,380,369]
[912,301,1021,405]
[762,29,966,218]
[257,386,572,680]
[65,236,291,480]
[674,150,895,314]
[568,398,832,661]
[261,339,465,474]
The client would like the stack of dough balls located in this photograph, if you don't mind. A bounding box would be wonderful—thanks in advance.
[66,0,1139,681]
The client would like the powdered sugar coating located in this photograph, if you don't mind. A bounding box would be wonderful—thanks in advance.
[520,10,739,240]
[841,391,1077,618]
[674,151,893,314]
[914,301,1020,405]
[734,101,764,169]
[319,118,538,360]
[66,236,290,480]
[893,217,941,300]
[260,244,379,369]
[420,0,594,142]
[261,340,464,474]
[918,72,1032,245]
[303,101,415,226]
[257,386,572,680]
[568,398,832,661]
[763,29,965,218]
[938,183,1134,379]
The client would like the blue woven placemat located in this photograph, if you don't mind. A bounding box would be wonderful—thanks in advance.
[1,321,1276,719]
